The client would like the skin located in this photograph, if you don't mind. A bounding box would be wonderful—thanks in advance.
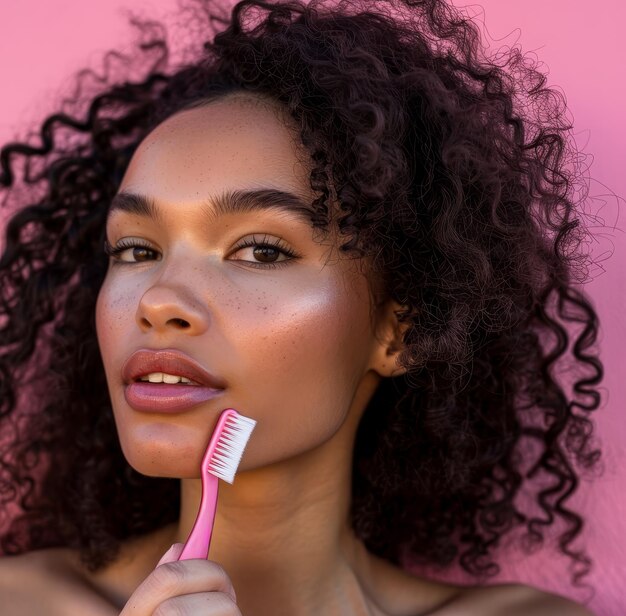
[94,92,414,615]
[0,91,595,616]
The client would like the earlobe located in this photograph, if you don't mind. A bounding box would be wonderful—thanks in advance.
[370,299,410,378]
[376,349,407,378]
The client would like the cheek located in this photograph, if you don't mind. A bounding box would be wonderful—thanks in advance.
[226,274,374,453]
[95,280,112,356]
[95,282,116,389]
[246,292,363,374]
[95,276,137,365]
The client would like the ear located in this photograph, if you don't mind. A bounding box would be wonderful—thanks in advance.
[368,298,410,378]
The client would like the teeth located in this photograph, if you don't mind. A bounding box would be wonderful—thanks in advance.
[139,372,192,384]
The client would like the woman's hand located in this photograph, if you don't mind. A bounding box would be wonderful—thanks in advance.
[119,543,241,615]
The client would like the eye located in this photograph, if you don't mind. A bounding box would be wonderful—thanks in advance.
[229,234,299,269]
[103,238,160,263]
[103,235,300,269]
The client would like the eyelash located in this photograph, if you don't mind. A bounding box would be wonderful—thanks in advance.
[103,235,299,270]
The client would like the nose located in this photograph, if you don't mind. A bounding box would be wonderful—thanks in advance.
[136,284,210,336]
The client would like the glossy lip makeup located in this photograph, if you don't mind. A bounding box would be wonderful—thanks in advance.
[122,348,226,413]
[124,382,224,413]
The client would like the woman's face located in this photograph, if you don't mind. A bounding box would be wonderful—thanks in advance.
[95,94,389,478]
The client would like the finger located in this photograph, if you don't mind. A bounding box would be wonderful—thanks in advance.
[121,558,237,614]
[153,592,242,616]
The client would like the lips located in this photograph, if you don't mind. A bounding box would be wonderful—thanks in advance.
[121,348,226,413]
[122,348,227,389]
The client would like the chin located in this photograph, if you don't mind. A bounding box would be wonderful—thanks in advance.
[117,425,209,479]
[125,455,204,479]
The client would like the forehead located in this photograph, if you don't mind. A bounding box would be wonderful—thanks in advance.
[119,95,313,202]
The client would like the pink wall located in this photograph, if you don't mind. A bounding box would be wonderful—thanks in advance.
[1,1,624,614]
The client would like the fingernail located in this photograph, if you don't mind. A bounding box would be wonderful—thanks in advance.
[156,544,176,567]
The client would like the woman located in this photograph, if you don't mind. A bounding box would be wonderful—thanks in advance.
[0,0,602,613]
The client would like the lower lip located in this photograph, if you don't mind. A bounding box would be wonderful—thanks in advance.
[124,382,224,412]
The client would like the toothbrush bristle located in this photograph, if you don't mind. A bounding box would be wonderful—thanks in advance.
[207,412,257,484]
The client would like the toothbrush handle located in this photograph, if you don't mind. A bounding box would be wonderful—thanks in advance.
[178,472,219,561]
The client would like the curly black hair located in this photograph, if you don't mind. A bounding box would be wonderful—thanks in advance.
[0,0,603,595]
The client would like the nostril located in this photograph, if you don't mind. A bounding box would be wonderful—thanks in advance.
[172,318,190,328]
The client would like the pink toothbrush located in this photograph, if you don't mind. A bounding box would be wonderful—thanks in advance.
[177,408,257,561]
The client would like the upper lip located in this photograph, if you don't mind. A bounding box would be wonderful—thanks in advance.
[122,348,226,389]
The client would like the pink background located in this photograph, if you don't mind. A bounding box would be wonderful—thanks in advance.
[0,1,624,614]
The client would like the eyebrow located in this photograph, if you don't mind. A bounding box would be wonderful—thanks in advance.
[106,188,316,226]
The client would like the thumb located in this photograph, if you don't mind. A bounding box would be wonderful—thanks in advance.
[156,542,185,568]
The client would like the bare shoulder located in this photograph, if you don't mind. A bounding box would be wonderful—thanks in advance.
[0,549,53,589]
[363,548,593,616]
[434,582,597,616]
[0,549,117,616]
[0,550,58,612]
